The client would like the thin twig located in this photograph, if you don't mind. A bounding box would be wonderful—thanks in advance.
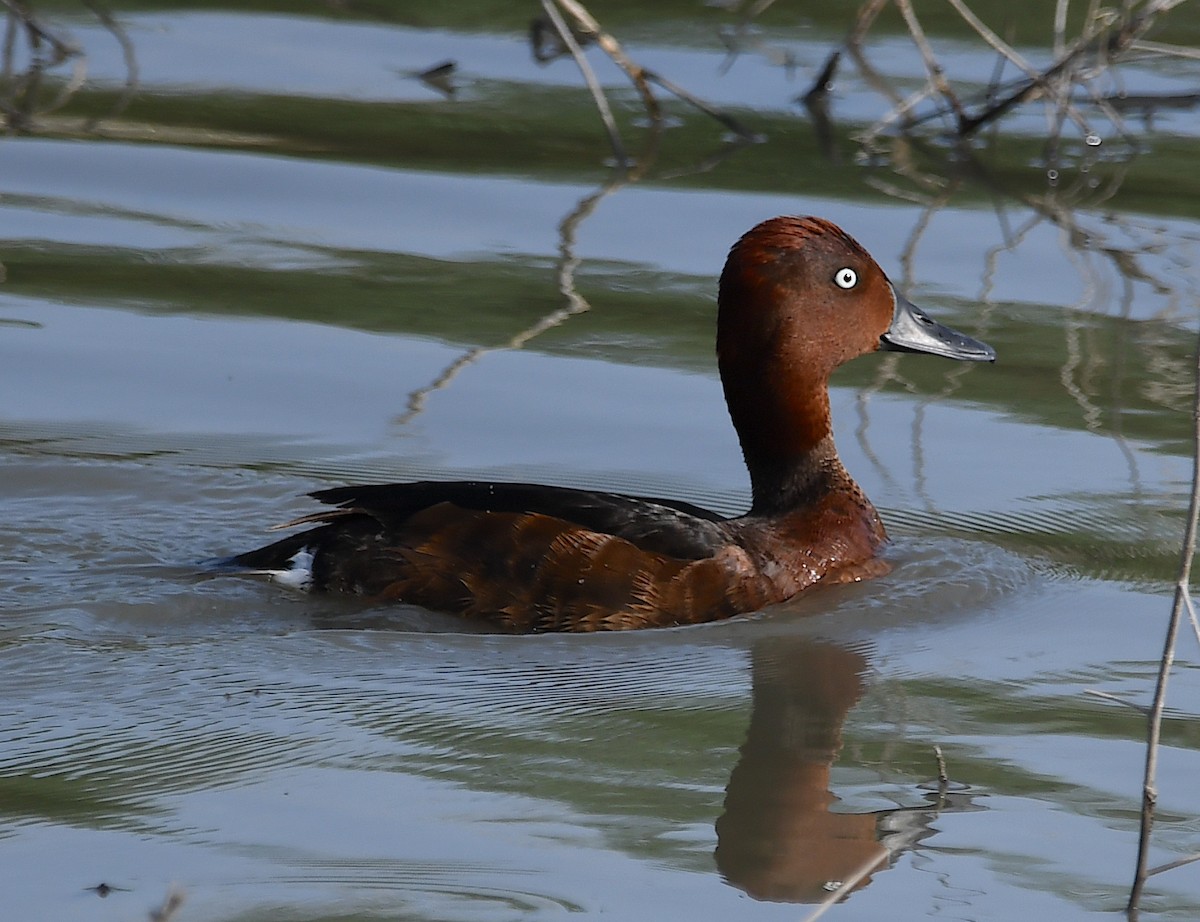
[946,0,1041,81]
[553,0,754,139]
[1083,688,1150,715]
[1185,590,1200,650]
[1147,850,1200,877]
[540,0,627,167]
[1127,317,1200,911]
[1054,0,1070,58]
[0,0,76,59]
[894,0,966,128]
[848,0,1188,143]
[848,0,889,43]
[552,0,658,117]
[933,744,949,788]
[798,850,890,922]
[642,67,756,139]
[1130,38,1200,62]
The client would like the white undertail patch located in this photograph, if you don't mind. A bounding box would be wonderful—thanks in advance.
[265,547,315,592]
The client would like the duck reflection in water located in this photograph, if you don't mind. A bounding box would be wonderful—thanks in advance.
[716,635,975,903]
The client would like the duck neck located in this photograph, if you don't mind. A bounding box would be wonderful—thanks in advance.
[746,434,850,516]
[724,370,852,516]
[747,437,859,519]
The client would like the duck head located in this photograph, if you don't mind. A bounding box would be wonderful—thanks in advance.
[717,215,994,513]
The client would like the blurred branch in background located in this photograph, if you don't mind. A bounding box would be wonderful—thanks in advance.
[0,0,84,131]
[0,0,134,132]
[802,0,1196,157]
[532,0,759,172]
[78,0,136,126]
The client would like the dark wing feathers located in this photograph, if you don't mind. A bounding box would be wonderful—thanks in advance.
[225,480,745,630]
[309,480,730,560]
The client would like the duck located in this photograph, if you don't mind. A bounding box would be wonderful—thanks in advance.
[226,216,994,631]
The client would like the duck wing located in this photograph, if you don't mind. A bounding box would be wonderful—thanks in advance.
[308,480,730,560]
[228,480,731,573]
[226,480,746,631]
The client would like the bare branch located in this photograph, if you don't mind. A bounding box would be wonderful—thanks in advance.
[894,0,966,129]
[553,0,755,140]
[798,849,891,922]
[844,0,1191,143]
[1147,850,1200,878]
[540,0,627,167]
[552,0,658,117]
[1084,688,1149,715]
[1127,318,1200,911]
[945,0,1040,80]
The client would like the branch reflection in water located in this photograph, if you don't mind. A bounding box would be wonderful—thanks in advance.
[393,109,749,429]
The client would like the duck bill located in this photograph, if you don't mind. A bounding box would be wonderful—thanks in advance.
[880,287,996,362]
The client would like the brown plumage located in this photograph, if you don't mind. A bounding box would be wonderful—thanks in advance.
[225,216,994,631]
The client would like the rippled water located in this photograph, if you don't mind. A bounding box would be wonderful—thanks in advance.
[4,4,1200,921]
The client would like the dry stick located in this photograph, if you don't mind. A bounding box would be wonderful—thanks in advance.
[844,1,934,145]
[552,0,658,119]
[798,850,891,922]
[894,0,966,128]
[642,68,755,139]
[953,36,1095,137]
[1054,0,1070,58]
[849,0,890,43]
[1131,38,1200,62]
[0,0,79,129]
[540,0,627,168]
[903,0,1174,138]
[946,0,1042,81]
[1185,590,1200,650]
[1127,322,1200,912]
[858,85,938,149]
[1084,688,1150,715]
[803,49,841,160]
[905,13,1105,138]
[554,0,755,140]
[0,0,76,59]
[1147,850,1200,877]
[25,4,90,121]
[842,0,905,109]
[933,744,949,788]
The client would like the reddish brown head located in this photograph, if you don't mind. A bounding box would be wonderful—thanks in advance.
[717,216,993,513]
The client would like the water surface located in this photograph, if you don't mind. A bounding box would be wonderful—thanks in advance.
[3,4,1200,920]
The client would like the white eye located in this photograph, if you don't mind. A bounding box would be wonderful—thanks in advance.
[833,267,858,289]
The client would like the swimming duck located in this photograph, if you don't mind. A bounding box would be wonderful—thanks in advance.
[228,216,994,631]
